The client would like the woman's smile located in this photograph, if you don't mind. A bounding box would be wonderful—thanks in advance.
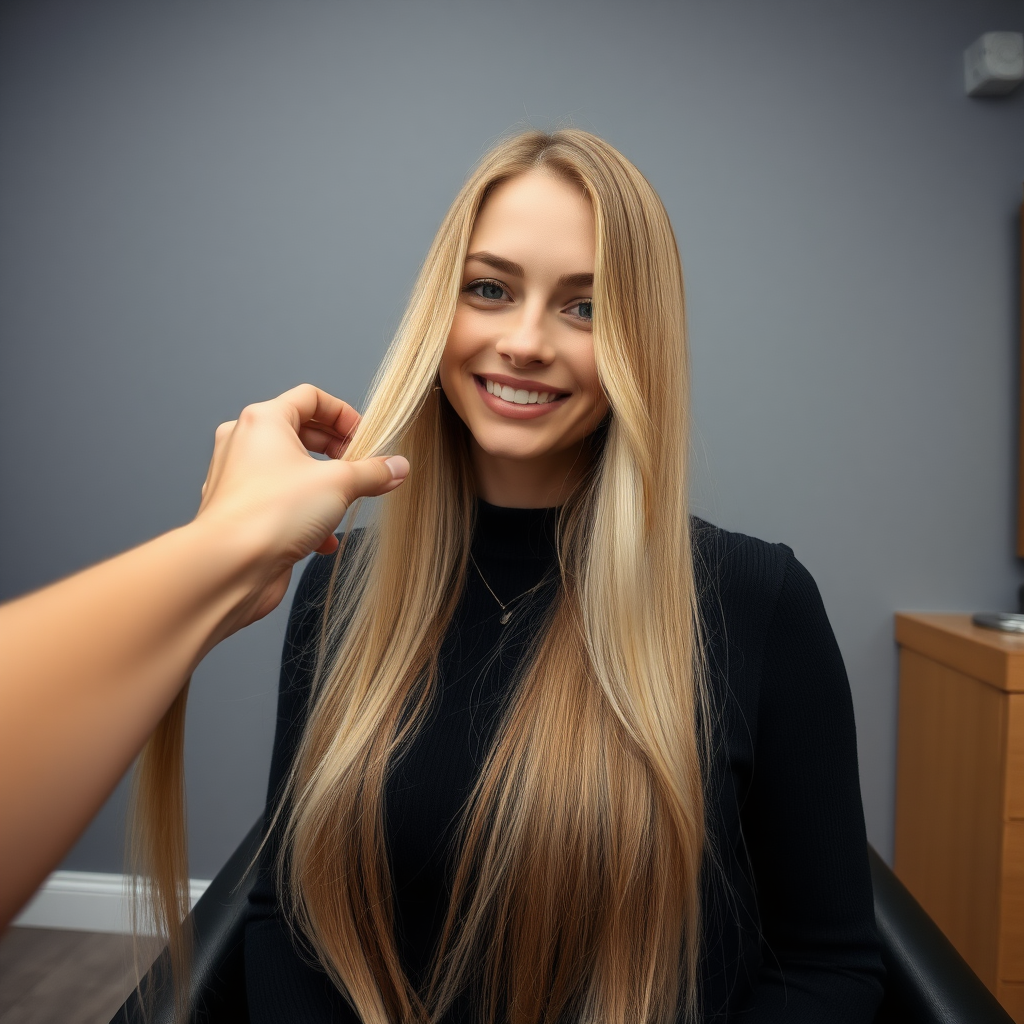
[473,373,571,418]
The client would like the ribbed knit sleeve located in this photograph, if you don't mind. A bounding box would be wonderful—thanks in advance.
[732,550,884,1021]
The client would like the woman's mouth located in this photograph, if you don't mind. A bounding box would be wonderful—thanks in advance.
[483,377,564,405]
[473,375,570,419]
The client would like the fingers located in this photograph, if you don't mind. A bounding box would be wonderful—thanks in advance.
[272,384,362,440]
[298,425,352,460]
[334,454,410,504]
[230,386,361,461]
[315,534,340,556]
[385,456,410,481]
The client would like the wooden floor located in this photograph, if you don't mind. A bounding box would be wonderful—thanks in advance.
[0,927,162,1024]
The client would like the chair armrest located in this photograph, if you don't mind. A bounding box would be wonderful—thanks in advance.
[111,816,263,1024]
[869,845,1014,1024]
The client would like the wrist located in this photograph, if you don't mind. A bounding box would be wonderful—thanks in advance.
[178,507,306,647]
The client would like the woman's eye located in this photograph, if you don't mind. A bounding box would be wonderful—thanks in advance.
[467,280,509,302]
[567,299,593,322]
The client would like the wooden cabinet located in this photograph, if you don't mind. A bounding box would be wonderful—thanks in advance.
[895,613,1024,1021]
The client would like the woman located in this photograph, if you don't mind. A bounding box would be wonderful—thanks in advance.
[139,129,884,1023]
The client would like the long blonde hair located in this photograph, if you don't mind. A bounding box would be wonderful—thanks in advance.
[134,128,711,1024]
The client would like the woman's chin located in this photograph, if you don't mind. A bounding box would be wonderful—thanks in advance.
[472,439,554,464]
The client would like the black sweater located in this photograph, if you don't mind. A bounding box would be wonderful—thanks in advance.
[245,502,884,1022]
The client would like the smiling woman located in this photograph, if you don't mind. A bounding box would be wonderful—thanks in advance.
[133,129,884,1024]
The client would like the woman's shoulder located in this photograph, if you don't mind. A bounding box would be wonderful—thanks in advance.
[690,516,844,702]
[691,516,798,625]
[690,516,836,668]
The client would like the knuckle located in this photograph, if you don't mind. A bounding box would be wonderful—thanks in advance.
[236,404,262,427]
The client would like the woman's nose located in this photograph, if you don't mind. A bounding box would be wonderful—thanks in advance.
[495,307,552,367]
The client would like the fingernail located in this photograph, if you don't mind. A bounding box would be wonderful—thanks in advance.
[385,455,410,480]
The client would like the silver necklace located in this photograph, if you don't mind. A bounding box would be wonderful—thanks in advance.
[469,553,551,626]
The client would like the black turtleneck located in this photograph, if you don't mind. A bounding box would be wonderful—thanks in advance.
[244,504,884,1023]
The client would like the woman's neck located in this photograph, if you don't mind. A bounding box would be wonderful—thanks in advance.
[469,439,586,508]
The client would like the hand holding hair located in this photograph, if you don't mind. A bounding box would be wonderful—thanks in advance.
[191,383,409,639]
[0,384,408,930]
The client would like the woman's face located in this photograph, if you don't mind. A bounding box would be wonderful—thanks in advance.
[440,169,609,508]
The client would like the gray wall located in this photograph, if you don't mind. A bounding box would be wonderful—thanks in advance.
[1,0,1022,878]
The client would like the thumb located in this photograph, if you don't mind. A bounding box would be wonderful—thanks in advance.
[335,454,410,503]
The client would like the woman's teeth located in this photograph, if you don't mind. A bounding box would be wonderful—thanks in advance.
[484,378,561,405]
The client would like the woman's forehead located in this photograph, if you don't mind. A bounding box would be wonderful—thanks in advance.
[469,170,595,276]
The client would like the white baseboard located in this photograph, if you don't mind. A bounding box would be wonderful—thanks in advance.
[13,872,211,935]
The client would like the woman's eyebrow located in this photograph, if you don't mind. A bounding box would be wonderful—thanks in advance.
[466,251,524,277]
[558,272,593,288]
[466,252,593,290]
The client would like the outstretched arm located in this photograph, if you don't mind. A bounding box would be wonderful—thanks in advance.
[0,384,408,930]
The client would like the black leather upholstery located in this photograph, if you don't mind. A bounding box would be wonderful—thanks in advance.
[868,846,1013,1024]
[111,831,1015,1023]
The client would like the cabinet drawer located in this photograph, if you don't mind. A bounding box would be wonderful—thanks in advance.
[1010,696,1024,820]
[1003,820,1024,980]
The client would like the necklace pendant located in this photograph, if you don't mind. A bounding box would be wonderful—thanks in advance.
[500,610,513,625]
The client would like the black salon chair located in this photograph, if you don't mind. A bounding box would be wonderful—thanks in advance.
[111,820,1014,1024]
